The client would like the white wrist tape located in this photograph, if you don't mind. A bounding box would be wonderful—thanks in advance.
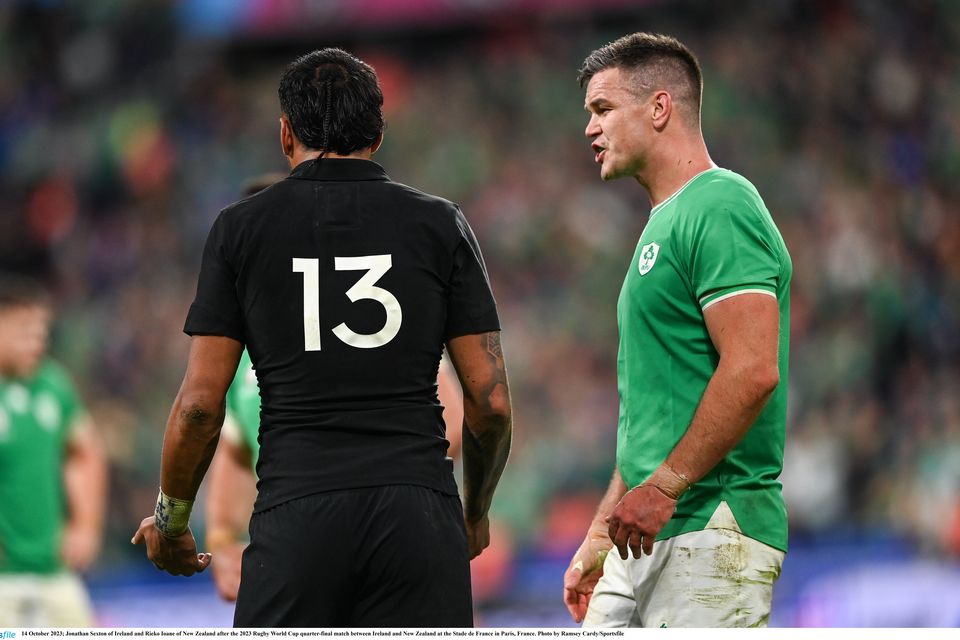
[154,489,193,538]
[643,463,691,500]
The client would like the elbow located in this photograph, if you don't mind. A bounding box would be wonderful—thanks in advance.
[176,391,225,438]
[465,385,512,435]
[485,384,512,423]
[748,363,780,399]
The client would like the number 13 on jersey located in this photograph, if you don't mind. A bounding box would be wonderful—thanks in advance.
[292,254,403,351]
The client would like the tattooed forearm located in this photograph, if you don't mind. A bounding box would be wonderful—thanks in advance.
[448,331,513,525]
[483,332,503,360]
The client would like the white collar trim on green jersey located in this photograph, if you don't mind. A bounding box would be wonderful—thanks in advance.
[650,167,724,218]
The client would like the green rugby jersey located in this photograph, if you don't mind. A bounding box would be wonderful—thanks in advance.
[616,168,791,551]
[0,360,83,573]
[225,349,261,470]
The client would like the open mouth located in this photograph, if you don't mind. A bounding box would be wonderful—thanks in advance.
[594,149,606,164]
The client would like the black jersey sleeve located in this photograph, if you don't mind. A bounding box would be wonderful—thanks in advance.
[444,207,500,339]
[183,212,245,344]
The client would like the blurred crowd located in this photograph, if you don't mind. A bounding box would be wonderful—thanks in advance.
[2,0,959,589]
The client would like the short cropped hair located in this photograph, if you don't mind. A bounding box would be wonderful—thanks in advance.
[0,273,51,311]
[579,33,703,114]
[278,48,384,155]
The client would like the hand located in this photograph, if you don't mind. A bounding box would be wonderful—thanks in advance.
[210,541,245,602]
[607,484,676,559]
[464,515,490,560]
[563,527,613,624]
[131,516,212,577]
[61,523,101,572]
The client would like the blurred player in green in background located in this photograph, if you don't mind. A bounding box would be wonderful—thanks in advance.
[203,175,467,602]
[0,274,108,626]
[564,33,791,628]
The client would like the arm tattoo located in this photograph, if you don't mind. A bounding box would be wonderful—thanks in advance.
[483,332,503,360]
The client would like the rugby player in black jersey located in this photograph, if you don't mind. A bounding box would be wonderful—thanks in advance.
[133,48,512,628]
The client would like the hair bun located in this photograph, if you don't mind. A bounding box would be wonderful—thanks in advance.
[314,62,348,85]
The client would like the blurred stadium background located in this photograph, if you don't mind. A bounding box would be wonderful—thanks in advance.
[3,0,960,628]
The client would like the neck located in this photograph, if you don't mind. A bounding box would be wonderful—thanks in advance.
[636,131,716,208]
[288,147,374,168]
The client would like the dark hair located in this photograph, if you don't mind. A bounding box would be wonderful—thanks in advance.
[278,48,384,155]
[578,32,703,112]
[0,273,51,311]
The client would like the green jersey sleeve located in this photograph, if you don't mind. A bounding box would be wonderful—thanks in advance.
[40,361,84,437]
[681,183,784,310]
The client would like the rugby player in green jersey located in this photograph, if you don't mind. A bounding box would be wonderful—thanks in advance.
[0,275,108,626]
[564,33,792,628]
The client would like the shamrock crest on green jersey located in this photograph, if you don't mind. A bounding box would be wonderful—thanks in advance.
[638,242,660,276]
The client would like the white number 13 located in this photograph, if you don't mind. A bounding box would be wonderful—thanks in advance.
[292,254,403,351]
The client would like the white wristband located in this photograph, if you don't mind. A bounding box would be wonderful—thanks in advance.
[154,489,193,538]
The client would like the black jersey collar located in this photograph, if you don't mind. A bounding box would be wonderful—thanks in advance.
[288,158,389,182]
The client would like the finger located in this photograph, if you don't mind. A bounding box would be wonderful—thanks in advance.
[197,553,212,572]
[563,565,582,590]
[612,526,630,561]
[563,589,580,622]
[132,516,154,544]
[628,532,642,560]
[575,593,589,623]
[642,533,655,556]
[607,517,619,543]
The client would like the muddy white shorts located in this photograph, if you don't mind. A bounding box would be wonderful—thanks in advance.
[0,572,95,627]
[583,504,785,628]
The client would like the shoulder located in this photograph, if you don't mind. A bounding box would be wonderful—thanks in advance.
[32,359,79,402]
[34,359,73,387]
[671,169,773,237]
[684,169,765,213]
[385,180,463,216]
[218,179,291,224]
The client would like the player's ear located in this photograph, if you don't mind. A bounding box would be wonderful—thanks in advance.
[370,131,384,155]
[279,115,296,160]
[651,91,671,132]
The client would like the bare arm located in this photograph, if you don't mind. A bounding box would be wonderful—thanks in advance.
[62,415,108,572]
[132,335,242,576]
[562,468,626,622]
[437,358,464,459]
[206,430,256,540]
[445,331,512,559]
[666,294,780,481]
[608,293,781,559]
[160,336,243,500]
[205,428,255,601]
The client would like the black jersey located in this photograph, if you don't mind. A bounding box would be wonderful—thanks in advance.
[184,158,500,512]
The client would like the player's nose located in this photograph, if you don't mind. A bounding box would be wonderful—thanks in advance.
[585,114,601,138]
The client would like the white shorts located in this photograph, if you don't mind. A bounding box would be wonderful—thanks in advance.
[583,503,785,628]
[0,572,95,627]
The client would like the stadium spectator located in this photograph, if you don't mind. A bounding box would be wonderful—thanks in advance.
[133,48,512,627]
[563,33,791,627]
[0,274,108,626]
